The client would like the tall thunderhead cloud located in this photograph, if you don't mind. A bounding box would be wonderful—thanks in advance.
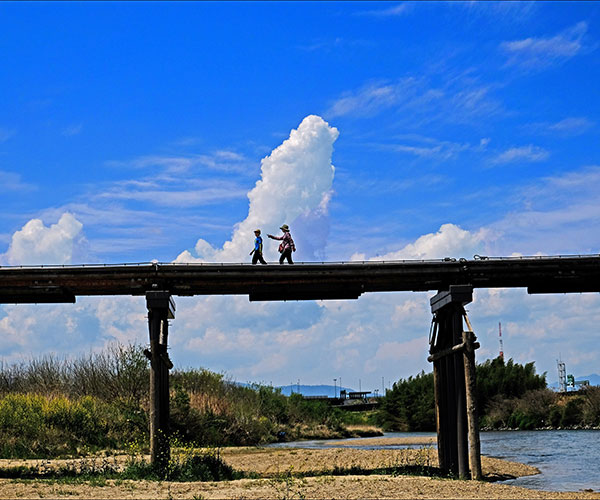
[176,115,339,262]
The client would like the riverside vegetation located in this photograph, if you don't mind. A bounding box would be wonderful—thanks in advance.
[377,357,600,431]
[0,343,598,486]
[0,344,371,461]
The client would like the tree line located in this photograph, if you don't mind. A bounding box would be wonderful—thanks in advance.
[377,357,600,431]
[1,344,598,460]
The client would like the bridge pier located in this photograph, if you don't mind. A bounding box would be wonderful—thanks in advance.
[145,291,175,473]
[429,285,481,479]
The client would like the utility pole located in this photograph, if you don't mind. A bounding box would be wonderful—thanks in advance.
[333,378,337,398]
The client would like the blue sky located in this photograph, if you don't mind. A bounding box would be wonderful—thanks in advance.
[1,2,599,390]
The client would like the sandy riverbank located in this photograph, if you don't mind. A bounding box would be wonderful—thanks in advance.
[0,474,599,499]
[328,435,437,446]
[0,438,597,499]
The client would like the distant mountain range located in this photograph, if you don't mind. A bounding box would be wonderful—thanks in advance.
[232,382,361,397]
[548,373,600,389]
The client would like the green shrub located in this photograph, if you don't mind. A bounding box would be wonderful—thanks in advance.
[560,399,583,427]
[0,393,147,458]
[376,371,435,431]
[582,386,600,426]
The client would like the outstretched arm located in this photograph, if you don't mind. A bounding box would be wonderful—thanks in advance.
[268,234,283,240]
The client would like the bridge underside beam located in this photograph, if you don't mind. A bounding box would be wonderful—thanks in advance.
[249,287,362,301]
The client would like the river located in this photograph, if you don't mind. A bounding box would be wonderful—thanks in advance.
[269,430,600,492]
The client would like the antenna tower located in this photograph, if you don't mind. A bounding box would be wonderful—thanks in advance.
[498,322,504,360]
[557,358,567,393]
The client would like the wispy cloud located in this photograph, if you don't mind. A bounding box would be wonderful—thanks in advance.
[97,182,247,207]
[39,202,234,258]
[459,1,538,21]
[529,165,600,203]
[0,128,16,143]
[488,165,600,256]
[366,134,490,162]
[0,170,36,193]
[355,3,410,18]
[61,123,83,137]
[501,22,591,70]
[326,77,502,123]
[327,80,414,118]
[525,116,594,136]
[170,136,203,147]
[107,150,252,174]
[297,37,374,52]
[548,117,594,134]
[491,145,549,165]
[26,143,260,262]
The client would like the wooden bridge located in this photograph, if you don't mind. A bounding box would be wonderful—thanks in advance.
[1,254,599,477]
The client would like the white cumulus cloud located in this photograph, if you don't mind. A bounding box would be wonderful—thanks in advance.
[351,223,488,261]
[175,115,339,263]
[2,213,86,266]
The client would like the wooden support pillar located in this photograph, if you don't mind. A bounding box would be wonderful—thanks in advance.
[462,329,482,480]
[145,291,175,473]
[453,306,469,479]
[429,285,472,478]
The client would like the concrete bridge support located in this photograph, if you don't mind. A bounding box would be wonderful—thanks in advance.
[145,291,175,472]
[429,285,482,479]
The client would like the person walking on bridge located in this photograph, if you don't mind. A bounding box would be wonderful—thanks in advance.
[250,229,267,264]
[268,224,295,264]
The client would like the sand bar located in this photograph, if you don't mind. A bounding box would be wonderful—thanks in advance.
[328,435,437,446]
[0,446,597,499]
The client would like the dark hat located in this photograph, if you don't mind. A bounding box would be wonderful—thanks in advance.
[254,229,261,234]
[280,224,289,232]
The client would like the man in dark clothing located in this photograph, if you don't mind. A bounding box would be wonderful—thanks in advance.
[250,229,267,264]
[268,224,295,264]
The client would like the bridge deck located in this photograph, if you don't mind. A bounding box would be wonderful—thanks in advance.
[1,254,599,303]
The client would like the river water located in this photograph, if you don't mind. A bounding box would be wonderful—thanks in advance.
[269,430,600,492]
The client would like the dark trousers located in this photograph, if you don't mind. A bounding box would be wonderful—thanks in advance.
[252,251,267,265]
[279,249,294,264]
